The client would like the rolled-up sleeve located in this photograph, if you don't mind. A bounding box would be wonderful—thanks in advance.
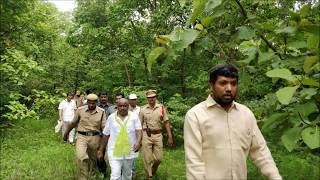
[184,110,205,180]
[249,118,282,180]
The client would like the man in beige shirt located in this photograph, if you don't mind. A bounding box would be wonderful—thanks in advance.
[64,94,107,180]
[184,64,282,180]
[139,90,174,179]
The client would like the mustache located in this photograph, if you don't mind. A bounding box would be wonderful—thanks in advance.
[223,93,232,96]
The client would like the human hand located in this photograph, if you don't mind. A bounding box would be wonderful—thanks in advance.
[167,137,174,147]
[133,143,141,152]
[97,150,104,160]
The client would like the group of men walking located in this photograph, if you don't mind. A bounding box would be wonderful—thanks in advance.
[58,64,282,180]
[58,89,173,180]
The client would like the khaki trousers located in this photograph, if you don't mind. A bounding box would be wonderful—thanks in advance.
[76,133,100,180]
[142,132,163,178]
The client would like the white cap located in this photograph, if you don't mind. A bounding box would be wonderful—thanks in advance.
[128,93,137,100]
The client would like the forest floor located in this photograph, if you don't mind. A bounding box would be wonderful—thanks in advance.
[0,116,319,180]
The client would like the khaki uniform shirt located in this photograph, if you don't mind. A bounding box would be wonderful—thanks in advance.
[71,105,107,132]
[184,96,281,180]
[139,103,168,130]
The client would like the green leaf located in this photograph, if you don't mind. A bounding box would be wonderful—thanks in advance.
[275,26,296,34]
[300,88,318,99]
[300,4,311,17]
[296,101,318,119]
[266,68,296,82]
[307,34,319,49]
[303,56,319,73]
[299,22,320,36]
[281,127,303,152]
[190,0,205,23]
[301,127,320,149]
[204,0,223,13]
[237,26,256,40]
[147,47,167,72]
[262,113,288,132]
[287,41,307,49]
[238,40,258,64]
[276,86,299,105]
[201,16,215,27]
[178,0,186,6]
[258,51,274,64]
[302,78,320,87]
[165,29,200,50]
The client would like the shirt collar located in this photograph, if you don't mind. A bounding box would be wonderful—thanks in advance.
[146,103,160,109]
[205,95,238,110]
[84,106,99,113]
[98,102,111,107]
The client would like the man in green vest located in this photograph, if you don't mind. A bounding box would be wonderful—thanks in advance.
[98,98,142,180]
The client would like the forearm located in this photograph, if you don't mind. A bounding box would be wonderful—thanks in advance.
[135,129,142,144]
[165,121,173,138]
[250,127,281,179]
[98,135,109,152]
[184,112,205,179]
[59,110,63,121]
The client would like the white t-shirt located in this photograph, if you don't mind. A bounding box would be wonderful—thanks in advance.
[58,99,77,122]
[129,106,140,116]
[103,112,142,160]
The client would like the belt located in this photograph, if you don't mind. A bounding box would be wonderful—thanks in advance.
[78,131,100,136]
[143,128,162,134]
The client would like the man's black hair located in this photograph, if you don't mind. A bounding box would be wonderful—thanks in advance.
[86,89,91,95]
[115,92,125,98]
[99,91,108,96]
[67,92,74,96]
[209,64,239,84]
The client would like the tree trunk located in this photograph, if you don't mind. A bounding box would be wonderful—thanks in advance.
[124,64,132,86]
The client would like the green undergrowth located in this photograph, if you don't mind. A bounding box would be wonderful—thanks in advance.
[0,118,319,179]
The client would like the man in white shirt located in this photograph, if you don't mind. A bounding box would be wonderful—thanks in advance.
[128,93,140,116]
[98,98,142,180]
[128,93,141,178]
[58,92,77,144]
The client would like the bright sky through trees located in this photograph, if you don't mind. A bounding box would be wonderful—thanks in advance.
[48,0,76,12]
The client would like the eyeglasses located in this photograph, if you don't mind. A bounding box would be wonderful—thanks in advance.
[147,96,156,99]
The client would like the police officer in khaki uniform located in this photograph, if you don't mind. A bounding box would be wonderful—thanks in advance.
[139,90,174,179]
[64,94,107,180]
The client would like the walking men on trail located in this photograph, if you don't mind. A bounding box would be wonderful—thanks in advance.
[98,98,142,180]
[63,94,107,180]
[58,92,77,144]
[139,90,174,179]
[184,64,282,180]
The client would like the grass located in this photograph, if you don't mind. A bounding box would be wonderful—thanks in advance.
[1,117,319,180]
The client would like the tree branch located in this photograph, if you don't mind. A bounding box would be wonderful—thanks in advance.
[234,0,283,60]
[234,0,247,19]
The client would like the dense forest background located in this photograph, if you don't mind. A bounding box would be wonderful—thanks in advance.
[1,0,319,179]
